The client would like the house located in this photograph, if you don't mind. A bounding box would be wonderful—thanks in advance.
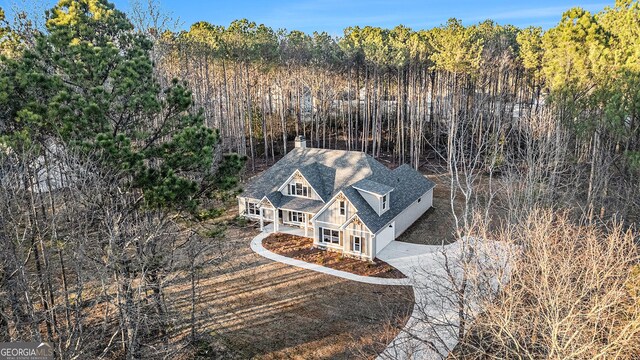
[238,136,435,260]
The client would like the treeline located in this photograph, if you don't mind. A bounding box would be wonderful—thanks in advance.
[1,1,244,358]
[155,1,640,221]
[158,19,526,170]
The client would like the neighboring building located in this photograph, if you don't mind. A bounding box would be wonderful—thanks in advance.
[238,136,435,260]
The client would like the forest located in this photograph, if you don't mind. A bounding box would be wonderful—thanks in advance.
[153,2,640,221]
[1,0,640,359]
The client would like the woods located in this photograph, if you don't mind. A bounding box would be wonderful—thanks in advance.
[1,0,640,358]
[154,3,640,223]
[1,1,244,358]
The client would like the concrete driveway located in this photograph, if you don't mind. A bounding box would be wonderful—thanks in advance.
[376,241,454,360]
[251,230,509,360]
[377,241,443,273]
[377,239,510,360]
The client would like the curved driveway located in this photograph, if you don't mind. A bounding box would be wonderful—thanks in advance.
[251,230,506,360]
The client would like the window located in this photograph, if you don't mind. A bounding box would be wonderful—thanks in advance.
[322,228,340,244]
[352,235,361,253]
[382,194,388,210]
[339,200,346,215]
[288,211,304,223]
[247,202,259,216]
[289,182,309,197]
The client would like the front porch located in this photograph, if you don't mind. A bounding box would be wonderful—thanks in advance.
[262,223,306,237]
[259,210,313,238]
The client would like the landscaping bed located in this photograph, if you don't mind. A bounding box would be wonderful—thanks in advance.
[263,232,406,279]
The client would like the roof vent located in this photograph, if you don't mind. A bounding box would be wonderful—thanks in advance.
[294,135,307,149]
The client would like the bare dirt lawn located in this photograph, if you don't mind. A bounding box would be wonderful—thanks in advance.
[396,169,506,246]
[163,224,414,359]
[262,232,406,279]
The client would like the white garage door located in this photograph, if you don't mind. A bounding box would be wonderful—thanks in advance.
[376,221,395,255]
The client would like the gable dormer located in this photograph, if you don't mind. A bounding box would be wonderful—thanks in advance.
[312,192,355,225]
[352,179,394,216]
[277,169,323,201]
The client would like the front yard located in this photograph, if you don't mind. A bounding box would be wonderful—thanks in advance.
[164,225,414,359]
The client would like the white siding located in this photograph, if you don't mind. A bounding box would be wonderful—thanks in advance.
[314,196,355,225]
[238,197,246,215]
[357,190,381,215]
[375,221,395,255]
[239,196,261,219]
[280,174,322,200]
[344,221,373,259]
[394,188,433,237]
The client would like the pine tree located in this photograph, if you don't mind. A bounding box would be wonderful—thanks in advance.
[2,0,244,212]
[0,2,245,357]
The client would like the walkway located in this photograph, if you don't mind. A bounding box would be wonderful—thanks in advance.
[250,231,410,286]
[250,227,509,360]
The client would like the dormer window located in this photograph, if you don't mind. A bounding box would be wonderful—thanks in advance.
[339,200,346,215]
[353,179,394,216]
[289,181,309,197]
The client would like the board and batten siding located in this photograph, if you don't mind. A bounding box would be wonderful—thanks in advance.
[393,188,433,237]
[314,195,355,225]
[344,219,373,259]
[279,173,322,201]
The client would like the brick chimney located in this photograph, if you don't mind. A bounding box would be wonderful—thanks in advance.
[294,135,307,149]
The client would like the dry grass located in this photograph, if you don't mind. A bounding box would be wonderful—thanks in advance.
[161,225,414,359]
[262,233,406,279]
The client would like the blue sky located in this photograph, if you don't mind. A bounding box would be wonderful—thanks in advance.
[2,0,611,35]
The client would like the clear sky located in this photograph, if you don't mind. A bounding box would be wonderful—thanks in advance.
[2,0,612,35]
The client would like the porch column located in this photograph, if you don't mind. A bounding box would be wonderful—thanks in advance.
[343,230,349,253]
[304,213,308,237]
[370,234,376,259]
[274,208,279,232]
[259,207,264,231]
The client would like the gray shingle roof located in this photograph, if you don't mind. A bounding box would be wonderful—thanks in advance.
[298,162,332,201]
[343,164,435,234]
[242,148,435,231]
[277,195,325,213]
[243,147,381,201]
[352,178,394,195]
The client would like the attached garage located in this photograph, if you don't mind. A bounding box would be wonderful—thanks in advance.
[375,221,395,256]
[394,188,433,238]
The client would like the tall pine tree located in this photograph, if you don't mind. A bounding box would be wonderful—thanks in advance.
[1,0,244,211]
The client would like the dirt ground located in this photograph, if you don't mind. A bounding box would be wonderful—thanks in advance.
[263,233,406,279]
[163,225,414,359]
